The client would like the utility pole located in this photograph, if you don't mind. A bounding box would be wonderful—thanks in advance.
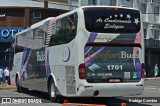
[78,0,81,7]
[44,0,48,8]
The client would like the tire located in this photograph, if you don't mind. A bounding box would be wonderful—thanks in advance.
[16,77,22,93]
[49,79,58,102]
[16,77,28,93]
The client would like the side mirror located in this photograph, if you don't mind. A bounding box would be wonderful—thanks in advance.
[5,48,13,54]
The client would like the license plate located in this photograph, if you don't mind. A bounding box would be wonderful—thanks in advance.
[109,79,121,83]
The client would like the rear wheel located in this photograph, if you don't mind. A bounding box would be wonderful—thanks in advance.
[49,79,58,102]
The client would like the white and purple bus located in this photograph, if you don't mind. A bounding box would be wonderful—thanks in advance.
[10,6,145,102]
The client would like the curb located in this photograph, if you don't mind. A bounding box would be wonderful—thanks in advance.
[62,103,106,106]
[144,77,160,80]
[0,85,16,90]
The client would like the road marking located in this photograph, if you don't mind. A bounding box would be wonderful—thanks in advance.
[145,86,157,90]
[146,86,157,88]
[145,88,157,90]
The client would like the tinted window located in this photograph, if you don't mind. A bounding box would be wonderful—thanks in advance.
[85,45,142,83]
[84,7,141,33]
[15,25,47,51]
[49,13,78,46]
[33,26,46,49]
[16,33,26,52]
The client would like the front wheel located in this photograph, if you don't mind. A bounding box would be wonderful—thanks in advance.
[49,79,58,102]
[16,77,28,93]
[16,77,22,93]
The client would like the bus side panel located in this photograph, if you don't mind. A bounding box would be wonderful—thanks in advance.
[47,41,76,96]
[18,50,33,89]
[10,52,24,85]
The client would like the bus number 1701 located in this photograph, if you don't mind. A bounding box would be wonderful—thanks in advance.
[106,65,123,71]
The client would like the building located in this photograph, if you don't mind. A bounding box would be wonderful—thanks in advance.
[0,0,68,68]
[68,0,160,77]
[0,0,160,77]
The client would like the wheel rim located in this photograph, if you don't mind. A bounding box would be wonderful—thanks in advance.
[50,83,55,97]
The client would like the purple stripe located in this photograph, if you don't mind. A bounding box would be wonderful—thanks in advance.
[45,48,51,78]
[19,50,32,86]
[135,57,141,78]
[85,47,105,67]
[21,51,27,67]
[87,32,98,42]
[84,33,98,54]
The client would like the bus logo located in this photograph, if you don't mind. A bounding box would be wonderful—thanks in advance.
[62,47,71,62]
[88,63,100,72]
[36,51,45,61]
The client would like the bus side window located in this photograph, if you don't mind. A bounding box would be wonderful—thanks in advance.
[33,27,46,49]
[49,13,78,46]
[15,34,26,53]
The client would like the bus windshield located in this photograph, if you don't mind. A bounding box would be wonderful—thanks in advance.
[85,45,142,83]
[84,7,141,33]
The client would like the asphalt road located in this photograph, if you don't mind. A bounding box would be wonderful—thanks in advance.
[0,78,160,106]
